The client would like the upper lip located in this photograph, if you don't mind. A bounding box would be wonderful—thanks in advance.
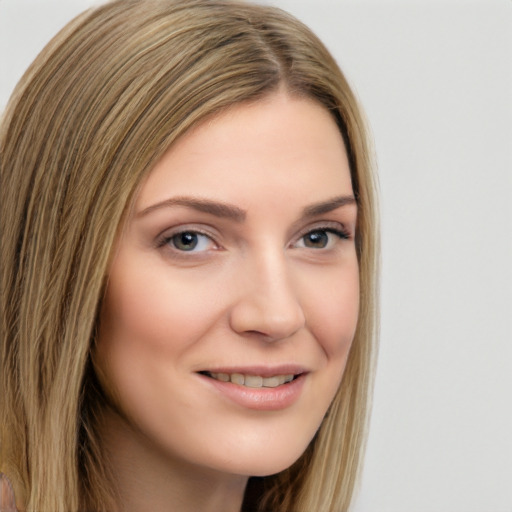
[198,365,308,377]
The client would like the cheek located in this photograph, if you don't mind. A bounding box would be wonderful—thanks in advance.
[94,263,189,407]
[93,253,232,414]
[93,265,211,439]
[98,259,218,359]
[302,258,360,360]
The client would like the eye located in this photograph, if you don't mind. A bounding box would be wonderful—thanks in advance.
[164,231,215,252]
[294,228,349,250]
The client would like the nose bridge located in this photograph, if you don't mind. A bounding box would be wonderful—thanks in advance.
[229,245,306,341]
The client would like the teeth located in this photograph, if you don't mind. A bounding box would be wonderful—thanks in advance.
[209,372,297,388]
[231,373,245,386]
[262,375,285,387]
[244,375,263,388]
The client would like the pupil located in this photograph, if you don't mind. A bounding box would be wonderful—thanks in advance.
[174,232,198,251]
[305,231,328,248]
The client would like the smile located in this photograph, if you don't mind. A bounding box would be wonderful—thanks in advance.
[198,369,307,410]
[202,371,296,388]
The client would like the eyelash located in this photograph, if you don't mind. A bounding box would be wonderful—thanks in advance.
[157,224,351,255]
[157,228,217,253]
[294,226,350,250]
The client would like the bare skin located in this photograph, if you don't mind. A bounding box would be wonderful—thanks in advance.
[99,408,247,512]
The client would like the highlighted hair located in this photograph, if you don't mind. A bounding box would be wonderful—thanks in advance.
[0,1,379,510]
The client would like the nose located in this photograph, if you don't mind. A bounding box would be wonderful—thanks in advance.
[228,251,306,342]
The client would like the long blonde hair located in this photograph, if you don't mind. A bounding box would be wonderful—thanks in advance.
[0,1,379,510]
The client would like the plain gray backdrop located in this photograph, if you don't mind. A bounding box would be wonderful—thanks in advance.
[1,1,511,511]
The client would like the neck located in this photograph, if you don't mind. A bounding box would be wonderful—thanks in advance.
[98,407,248,512]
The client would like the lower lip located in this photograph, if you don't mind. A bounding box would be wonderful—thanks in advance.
[199,373,307,411]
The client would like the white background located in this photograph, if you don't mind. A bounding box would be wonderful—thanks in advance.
[1,1,511,511]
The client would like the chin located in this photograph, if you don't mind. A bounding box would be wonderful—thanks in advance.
[216,440,312,478]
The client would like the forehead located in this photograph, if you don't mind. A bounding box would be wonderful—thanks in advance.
[136,92,353,213]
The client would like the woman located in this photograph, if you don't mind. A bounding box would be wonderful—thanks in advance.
[0,1,379,511]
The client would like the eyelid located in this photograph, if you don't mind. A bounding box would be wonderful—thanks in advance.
[156,225,220,251]
[154,220,352,255]
[293,221,352,242]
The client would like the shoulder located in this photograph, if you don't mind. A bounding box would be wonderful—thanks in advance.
[0,472,17,512]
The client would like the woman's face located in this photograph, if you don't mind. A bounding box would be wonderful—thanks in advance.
[95,91,359,478]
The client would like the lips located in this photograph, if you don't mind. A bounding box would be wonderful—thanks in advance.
[197,367,307,410]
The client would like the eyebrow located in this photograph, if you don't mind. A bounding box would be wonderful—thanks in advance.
[301,195,357,217]
[136,194,356,221]
[136,196,246,221]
